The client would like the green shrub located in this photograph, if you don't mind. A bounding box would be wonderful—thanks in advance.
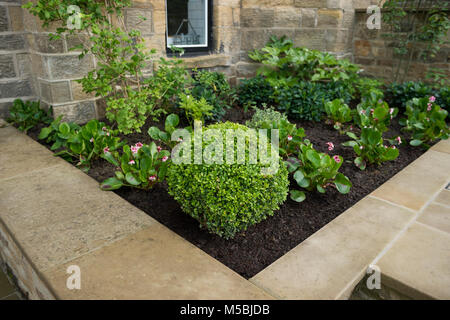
[387,81,433,109]
[249,36,359,94]
[191,70,236,121]
[238,76,275,109]
[178,92,213,124]
[7,99,52,133]
[400,96,449,148]
[434,86,450,113]
[245,106,287,129]
[355,77,385,101]
[167,122,289,239]
[274,81,352,121]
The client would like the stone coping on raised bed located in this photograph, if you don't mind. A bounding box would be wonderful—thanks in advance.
[0,124,272,300]
[1,122,449,300]
[250,138,450,300]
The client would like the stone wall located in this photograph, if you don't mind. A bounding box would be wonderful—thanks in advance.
[0,220,55,300]
[2,0,425,123]
[0,0,36,118]
[353,9,450,82]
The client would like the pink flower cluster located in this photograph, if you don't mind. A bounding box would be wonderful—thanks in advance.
[326,142,334,151]
[333,155,341,163]
[131,142,143,155]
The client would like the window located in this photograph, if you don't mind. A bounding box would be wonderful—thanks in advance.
[166,0,210,51]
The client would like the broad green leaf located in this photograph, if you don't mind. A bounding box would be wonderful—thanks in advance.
[148,126,161,140]
[38,127,52,140]
[100,177,123,191]
[335,173,352,194]
[125,172,140,186]
[306,149,321,167]
[290,190,306,203]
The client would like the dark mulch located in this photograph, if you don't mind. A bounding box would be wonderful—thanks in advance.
[25,107,429,279]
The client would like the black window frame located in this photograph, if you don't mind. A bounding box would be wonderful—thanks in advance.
[165,0,213,56]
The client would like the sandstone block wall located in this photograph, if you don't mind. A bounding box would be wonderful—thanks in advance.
[1,0,447,123]
[353,9,450,82]
[0,0,36,118]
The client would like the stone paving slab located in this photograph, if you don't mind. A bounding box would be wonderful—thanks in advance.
[377,222,450,300]
[250,197,415,300]
[44,224,273,300]
[371,149,450,211]
[0,164,156,271]
[430,138,450,154]
[434,189,450,207]
[417,202,450,234]
[0,126,63,180]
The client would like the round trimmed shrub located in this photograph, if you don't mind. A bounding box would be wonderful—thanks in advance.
[167,122,289,239]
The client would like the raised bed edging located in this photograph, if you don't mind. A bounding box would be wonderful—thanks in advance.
[1,122,449,299]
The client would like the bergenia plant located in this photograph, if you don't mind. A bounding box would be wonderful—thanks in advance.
[324,99,353,132]
[399,96,449,148]
[286,140,352,202]
[53,119,125,171]
[354,99,398,134]
[38,116,80,151]
[343,128,399,170]
[257,118,306,158]
[148,113,185,150]
[100,142,170,191]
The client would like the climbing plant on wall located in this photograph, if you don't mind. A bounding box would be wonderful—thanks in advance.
[24,0,187,134]
[380,0,450,85]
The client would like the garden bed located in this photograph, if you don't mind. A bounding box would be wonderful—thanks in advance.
[24,106,430,279]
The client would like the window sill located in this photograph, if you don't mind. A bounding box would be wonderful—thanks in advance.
[179,54,232,69]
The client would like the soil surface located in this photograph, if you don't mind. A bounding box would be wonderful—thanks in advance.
[25,107,429,279]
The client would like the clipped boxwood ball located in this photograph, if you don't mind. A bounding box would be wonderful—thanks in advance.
[167,122,289,239]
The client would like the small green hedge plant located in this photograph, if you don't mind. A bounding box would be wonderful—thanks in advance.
[166,122,289,239]
[7,99,52,133]
[399,96,449,148]
[286,140,351,203]
[343,128,400,170]
[101,142,170,190]
[245,105,288,129]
